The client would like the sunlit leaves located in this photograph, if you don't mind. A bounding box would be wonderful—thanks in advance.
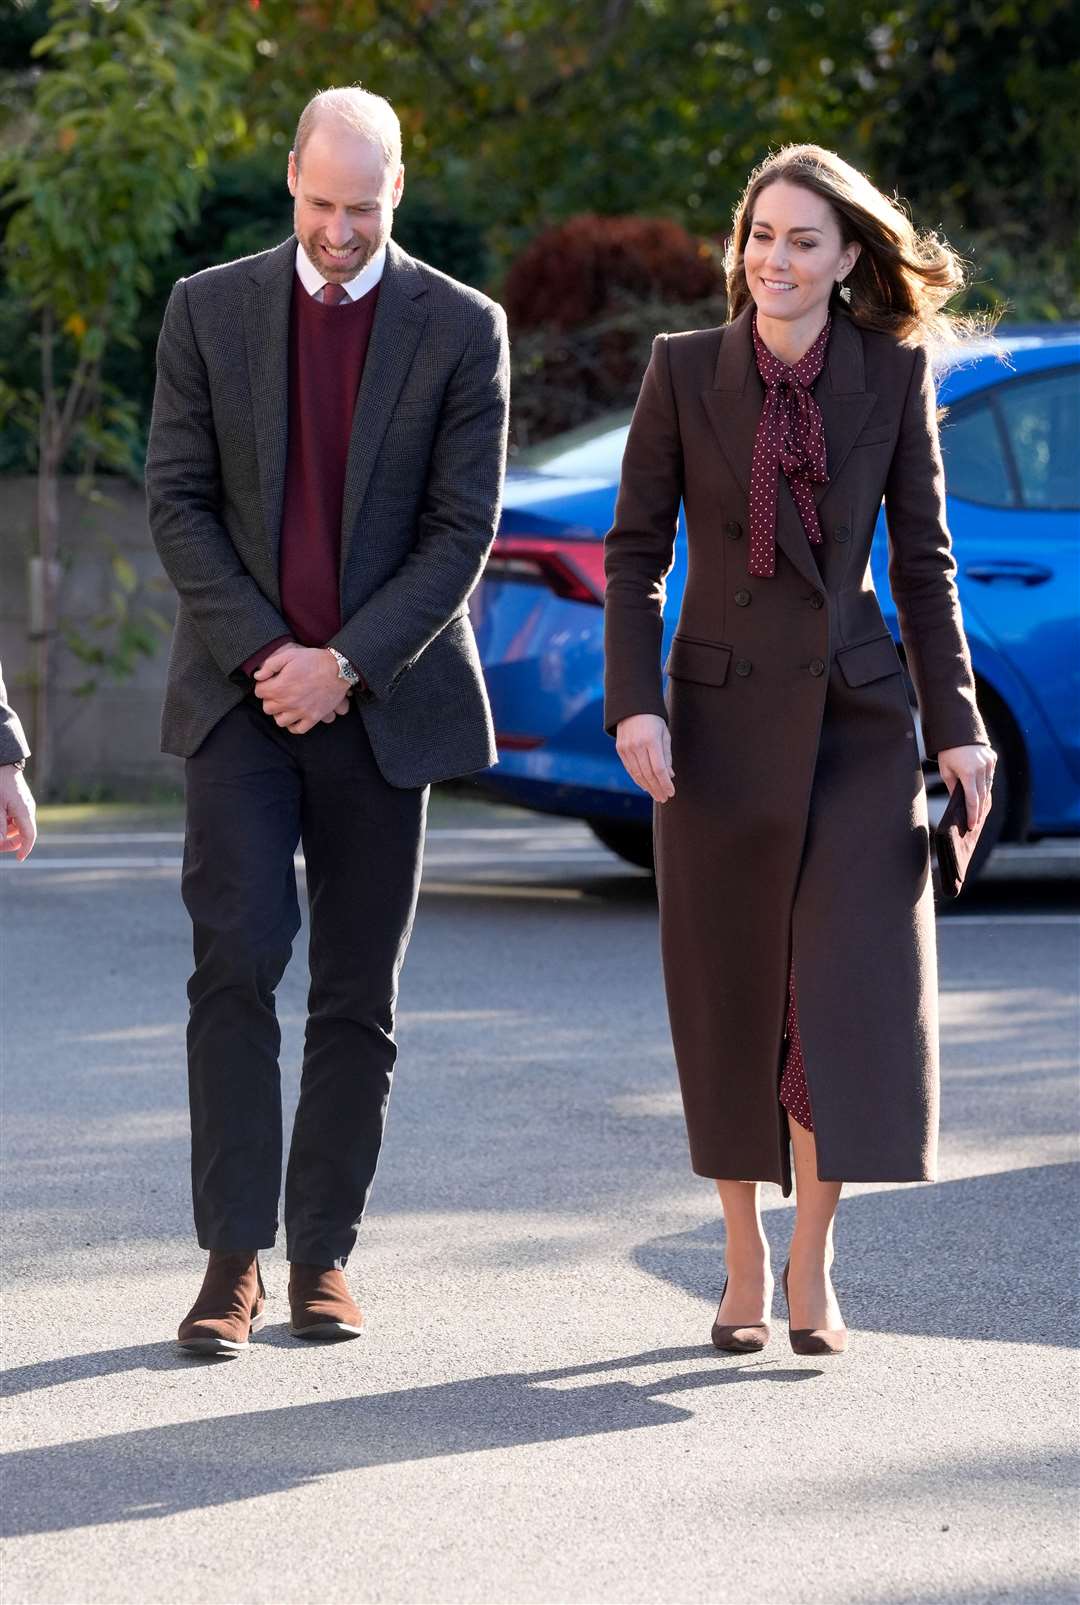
[3,0,257,480]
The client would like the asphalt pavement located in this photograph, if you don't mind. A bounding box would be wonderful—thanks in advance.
[1,796,1078,1605]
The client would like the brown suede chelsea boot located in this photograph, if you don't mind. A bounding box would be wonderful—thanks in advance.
[177,1250,266,1356]
[288,1263,364,1340]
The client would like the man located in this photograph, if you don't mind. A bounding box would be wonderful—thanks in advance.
[0,664,36,862]
[146,87,509,1356]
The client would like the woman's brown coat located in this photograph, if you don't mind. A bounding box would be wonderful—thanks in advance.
[603,306,987,1191]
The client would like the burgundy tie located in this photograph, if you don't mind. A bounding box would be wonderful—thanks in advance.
[321,282,348,306]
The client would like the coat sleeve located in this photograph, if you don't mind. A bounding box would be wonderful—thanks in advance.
[884,343,988,758]
[145,281,290,685]
[603,334,684,736]
[0,662,30,764]
[329,301,510,703]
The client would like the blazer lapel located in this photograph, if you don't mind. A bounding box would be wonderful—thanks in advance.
[339,241,428,568]
[699,304,760,500]
[812,312,878,510]
[243,237,296,597]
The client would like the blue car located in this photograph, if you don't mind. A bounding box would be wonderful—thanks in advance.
[470,326,1080,875]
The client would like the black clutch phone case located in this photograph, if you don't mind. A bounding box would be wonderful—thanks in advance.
[933,782,982,900]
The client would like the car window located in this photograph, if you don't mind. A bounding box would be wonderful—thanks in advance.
[940,403,1016,507]
[512,412,632,479]
[995,367,1080,511]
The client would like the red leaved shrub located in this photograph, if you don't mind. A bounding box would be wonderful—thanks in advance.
[504,214,725,332]
[504,214,727,444]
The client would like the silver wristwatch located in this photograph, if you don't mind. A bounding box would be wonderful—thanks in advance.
[326,647,360,687]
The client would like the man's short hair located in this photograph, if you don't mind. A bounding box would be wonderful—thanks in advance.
[294,87,402,171]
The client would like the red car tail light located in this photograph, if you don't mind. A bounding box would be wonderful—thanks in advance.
[483,536,607,606]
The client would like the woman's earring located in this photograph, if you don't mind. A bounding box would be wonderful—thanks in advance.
[837,277,852,304]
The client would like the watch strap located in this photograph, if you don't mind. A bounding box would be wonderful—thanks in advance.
[327,647,360,686]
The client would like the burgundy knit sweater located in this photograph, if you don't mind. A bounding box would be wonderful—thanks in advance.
[243,278,380,674]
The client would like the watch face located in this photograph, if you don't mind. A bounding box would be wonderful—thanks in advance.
[331,649,358,683]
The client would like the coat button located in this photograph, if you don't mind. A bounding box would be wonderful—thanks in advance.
[735,659,752,677]
[809,591,824,609]
[725,520,743,540]
[809,658,826,677]
[734,589,751,607]
[833,524,851,542]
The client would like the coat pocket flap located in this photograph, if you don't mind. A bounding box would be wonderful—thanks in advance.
[665,635,732,687]
[855,424,896,447]
[837,634,902,687]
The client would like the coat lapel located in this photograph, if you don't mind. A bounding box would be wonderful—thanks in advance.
[699,304,761,500]
[812,312,878,510]
[339,241,428,568]
[243,237,296,597]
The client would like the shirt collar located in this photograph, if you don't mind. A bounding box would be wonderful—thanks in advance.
[294,241,387,302]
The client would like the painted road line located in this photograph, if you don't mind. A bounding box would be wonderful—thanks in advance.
[7,850,615,872]
[3,857,185,870]
[937,914,1080,926]
[35,826,594,846]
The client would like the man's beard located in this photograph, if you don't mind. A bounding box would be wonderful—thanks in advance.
[296,214,387,281]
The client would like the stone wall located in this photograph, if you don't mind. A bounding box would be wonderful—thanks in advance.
[0,476,182,797]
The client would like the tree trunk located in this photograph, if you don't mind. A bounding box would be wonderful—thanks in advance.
[31,311,61,800]
[30,457,62,800]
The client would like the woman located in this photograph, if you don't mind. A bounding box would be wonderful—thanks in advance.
[603,145,996,1356]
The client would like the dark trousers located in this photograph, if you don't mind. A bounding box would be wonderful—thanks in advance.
[181,697,428,1268]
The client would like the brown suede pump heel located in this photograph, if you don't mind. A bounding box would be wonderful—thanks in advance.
[711,1278,771,1353]
[781,1262,848,1356]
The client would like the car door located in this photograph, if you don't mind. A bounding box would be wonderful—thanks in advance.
[938,362,1080,784]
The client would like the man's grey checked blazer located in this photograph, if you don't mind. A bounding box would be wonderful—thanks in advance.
[146,236,510,788]
[0,662,30,766]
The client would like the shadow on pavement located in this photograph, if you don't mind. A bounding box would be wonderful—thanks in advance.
[937,875,1080,916]
[635,1162,1079,1349]
[870,1578,1079,1605]
[439,856,1080,914]
[0,1347,821,1536]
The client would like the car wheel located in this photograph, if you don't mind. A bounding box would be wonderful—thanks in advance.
[589,818,655,872]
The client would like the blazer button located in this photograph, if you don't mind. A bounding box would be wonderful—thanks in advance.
[734,659,752,677]
[833,524,851,542]
[809,591,824,609]
[725,520,743,540]
[809,658,826,677]
[734,589,751,607]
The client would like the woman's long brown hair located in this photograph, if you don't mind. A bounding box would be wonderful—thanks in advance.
[726,144,997,348]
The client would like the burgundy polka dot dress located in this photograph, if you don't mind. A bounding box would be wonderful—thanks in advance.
[749,310,832,1132]
[779,963,814,1131]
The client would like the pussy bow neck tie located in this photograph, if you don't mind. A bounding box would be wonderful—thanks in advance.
[748,312,831,578]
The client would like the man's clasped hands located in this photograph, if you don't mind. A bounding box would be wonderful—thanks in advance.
[253,644,352,735]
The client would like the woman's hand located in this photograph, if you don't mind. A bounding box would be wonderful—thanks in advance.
[616,714,675,803]
[937,743,996,832]
[0,763,36,861]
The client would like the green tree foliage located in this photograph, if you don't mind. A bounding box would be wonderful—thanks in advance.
[858,0,1080,319]
[244,0,867,251]
[504,214,727,440]
[1,0,256,792]
[243,0,1078,316]
[4,0,255,470]
[2,0,1075,482]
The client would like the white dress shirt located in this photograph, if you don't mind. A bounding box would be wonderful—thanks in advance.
[294,241,386,302]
